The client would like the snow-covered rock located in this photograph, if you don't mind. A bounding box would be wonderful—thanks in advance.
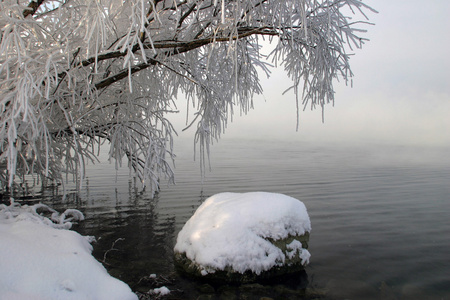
[174,192,311,282]
[0,203,137,300]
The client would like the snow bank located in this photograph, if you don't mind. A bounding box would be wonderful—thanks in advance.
[0,203,137,300]
[174,192,311,275]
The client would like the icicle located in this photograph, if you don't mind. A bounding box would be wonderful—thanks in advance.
[302,1,308,40]
[221,0,225,24]
[128,64,133,93]
[141,0,145,32]
[327,0,331,39]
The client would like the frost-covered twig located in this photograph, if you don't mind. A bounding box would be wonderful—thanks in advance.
[0,202,84,230]
[102,238,125,265]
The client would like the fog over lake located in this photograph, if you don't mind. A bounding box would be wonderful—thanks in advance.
[33,137,449,299]
[2,0,449,299]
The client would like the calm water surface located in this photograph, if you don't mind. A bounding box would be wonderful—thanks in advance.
[9,139,450,299]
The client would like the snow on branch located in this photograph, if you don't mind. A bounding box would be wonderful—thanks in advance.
[0,201,85,230]
[0,0,376,196]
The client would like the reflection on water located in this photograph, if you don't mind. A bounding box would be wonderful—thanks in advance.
[2,139,450,299]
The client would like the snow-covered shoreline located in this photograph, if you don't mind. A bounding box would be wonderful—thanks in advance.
[0,203,137,300]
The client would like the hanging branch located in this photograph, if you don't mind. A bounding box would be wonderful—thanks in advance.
[0,0,376,196]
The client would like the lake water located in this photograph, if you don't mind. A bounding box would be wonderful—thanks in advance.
[6,138,450,299]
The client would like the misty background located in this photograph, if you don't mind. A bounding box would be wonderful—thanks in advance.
[169,0,450,149]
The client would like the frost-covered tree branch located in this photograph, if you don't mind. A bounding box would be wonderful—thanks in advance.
[0,0,376,196]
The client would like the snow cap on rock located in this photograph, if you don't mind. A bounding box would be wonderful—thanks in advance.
[174,192,311,275]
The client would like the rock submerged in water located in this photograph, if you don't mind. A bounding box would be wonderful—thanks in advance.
[173,192,311,283]
[174,233,310,283]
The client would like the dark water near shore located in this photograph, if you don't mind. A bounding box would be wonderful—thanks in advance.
[8,138,450,299]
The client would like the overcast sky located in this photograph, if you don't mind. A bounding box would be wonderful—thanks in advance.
[173,0,450,148]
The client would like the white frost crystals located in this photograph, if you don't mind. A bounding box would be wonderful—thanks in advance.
[0,0,375,197]
[174,192,312,276]
[0,203,137,300]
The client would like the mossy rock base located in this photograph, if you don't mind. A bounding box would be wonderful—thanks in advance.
[174,233,310,284]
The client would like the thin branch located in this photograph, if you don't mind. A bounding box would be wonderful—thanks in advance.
[23,0,46,18]
[93,27,278,90]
